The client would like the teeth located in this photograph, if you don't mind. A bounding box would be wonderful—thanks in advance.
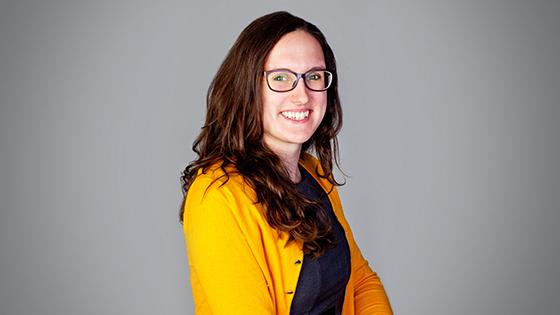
[281,110,309,121]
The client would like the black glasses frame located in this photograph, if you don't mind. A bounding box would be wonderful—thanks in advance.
[263,69,333,93]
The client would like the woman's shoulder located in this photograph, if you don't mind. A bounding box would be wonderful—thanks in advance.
[184,161,263,228]
[187,161,250,203]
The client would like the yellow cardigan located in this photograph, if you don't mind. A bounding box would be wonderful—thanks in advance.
[183,153,393,314]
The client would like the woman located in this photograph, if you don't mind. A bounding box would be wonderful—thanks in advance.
[181,11,392,315]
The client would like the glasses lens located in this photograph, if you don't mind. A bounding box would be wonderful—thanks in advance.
[304,70,332,91]
[267,71,297,92]
[305,70,332,91]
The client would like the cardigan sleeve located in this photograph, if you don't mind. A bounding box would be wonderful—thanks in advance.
[331,188,393,314]
[349,240,393,314]
[183,176,274,314]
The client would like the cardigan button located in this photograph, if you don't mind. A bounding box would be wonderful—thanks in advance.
[286,290,294,294]
[294,259,302,265]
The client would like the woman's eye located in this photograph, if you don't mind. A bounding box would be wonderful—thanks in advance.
[307,73,322,81]
[272,74,288,81]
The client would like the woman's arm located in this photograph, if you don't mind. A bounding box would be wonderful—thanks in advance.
[348,239,393,314]
[183,176,274,314]
[329,186,393,314]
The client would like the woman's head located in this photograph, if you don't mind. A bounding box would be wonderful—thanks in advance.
[261,30,329,156]
[200,11,342,159]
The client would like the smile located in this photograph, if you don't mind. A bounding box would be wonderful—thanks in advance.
[280,110,310,121]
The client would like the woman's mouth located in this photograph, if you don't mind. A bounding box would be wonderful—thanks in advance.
[280,110,310,121]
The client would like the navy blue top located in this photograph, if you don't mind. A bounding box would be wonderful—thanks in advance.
[289,166,351,315]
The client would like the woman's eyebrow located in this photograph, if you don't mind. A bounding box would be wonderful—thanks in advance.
[307,66,327,71]
[266,66,327,72]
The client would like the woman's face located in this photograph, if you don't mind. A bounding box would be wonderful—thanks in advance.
[261,30,327,155]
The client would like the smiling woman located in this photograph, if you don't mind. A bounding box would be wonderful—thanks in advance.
[180,11,392,315]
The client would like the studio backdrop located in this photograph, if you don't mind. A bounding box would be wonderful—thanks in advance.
[1,1,559,314]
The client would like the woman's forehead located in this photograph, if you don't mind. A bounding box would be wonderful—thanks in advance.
[264,30,325,72]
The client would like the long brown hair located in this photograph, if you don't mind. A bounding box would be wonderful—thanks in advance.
[180,11,344,258]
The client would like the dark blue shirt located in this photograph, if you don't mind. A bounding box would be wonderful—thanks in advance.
[289,166,351,315]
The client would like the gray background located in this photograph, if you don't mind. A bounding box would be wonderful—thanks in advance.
[1,0,559,314]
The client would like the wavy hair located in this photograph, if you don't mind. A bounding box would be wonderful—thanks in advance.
[180,11,344,258]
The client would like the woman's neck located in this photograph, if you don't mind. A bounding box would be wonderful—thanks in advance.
[280,153,302,183]
[264,140,302,183]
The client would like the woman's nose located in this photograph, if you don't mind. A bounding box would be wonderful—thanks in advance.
[290,78,309,105]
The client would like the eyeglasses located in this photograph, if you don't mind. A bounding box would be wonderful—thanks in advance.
[263,69,333,92]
